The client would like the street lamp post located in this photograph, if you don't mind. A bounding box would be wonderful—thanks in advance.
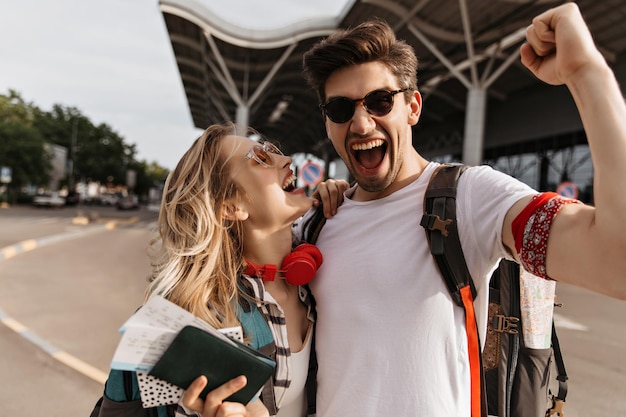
[68,118,77,190]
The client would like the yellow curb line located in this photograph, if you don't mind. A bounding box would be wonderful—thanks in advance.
[0,223,123,385]
[0,239,38,260]
[1,246,18,260]
[52,351,108,385]
[0,222,121,262]
[21,239,38,251]
[2,316,28,332]
[0,315,108,385]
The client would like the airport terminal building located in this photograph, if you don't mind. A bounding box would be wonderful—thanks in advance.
[158,0,626,203]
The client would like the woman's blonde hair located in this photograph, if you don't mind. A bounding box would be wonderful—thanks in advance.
[145,122,245,328]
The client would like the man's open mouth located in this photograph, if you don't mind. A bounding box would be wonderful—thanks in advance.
[351,139,387,170]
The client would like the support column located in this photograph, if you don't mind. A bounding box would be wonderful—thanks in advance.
[236,104,249,136]
[462,87,487,166]
[539,154,550,191]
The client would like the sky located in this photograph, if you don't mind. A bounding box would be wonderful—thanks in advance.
[0,0,350,170]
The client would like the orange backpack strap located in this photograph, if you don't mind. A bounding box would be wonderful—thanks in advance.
[420,163,487,417]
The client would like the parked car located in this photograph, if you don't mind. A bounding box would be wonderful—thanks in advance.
[65,190,80,206]
[100,192,120,206]
[116,195,139,210]
[33,192,65,207]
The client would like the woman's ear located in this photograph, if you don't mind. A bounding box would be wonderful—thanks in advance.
[222,200,249,222]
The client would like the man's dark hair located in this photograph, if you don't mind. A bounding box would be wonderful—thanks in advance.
[302,18,418,104]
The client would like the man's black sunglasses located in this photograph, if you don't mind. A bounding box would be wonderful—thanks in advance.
[319,88,411,124]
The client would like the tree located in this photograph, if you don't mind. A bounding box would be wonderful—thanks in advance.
[33,104,139,186]
[2,89,170,199]
[0,91,51,197]
[129,160,169,197]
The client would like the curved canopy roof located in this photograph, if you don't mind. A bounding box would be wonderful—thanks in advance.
[159,0,626,160]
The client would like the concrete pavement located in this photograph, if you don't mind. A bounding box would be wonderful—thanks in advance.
[0,205,153,385]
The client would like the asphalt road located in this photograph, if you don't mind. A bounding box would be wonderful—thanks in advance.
[0,204,157,416]
[0,203,625,416]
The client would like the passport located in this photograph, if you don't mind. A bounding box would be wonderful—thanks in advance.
[148,324,276,404]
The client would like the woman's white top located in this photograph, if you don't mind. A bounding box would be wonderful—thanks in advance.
[275,323,313,417]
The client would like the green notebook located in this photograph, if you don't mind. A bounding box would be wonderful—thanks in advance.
[149,325,276,404]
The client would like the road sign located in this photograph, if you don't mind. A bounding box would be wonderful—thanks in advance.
[556,181,578,199]
[300,161,324,186]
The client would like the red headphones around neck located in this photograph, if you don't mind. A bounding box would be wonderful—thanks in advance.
[244,243,323,286]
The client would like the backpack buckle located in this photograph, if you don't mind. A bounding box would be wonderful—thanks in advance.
[493,315,520,334]
[545,396,565,416]
[420,214,452,237]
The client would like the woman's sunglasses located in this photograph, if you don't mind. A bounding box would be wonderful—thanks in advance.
[319,88,410,124]
[244,141,284,168]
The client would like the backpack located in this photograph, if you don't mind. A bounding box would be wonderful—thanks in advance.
[300,163,568,417]
[89,293,279,417]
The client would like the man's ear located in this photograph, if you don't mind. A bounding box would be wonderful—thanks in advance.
[222,200,249,222]
[408,90,422,126]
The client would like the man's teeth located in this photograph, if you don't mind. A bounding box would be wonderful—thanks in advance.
[351,139,384,151]
[283,174,297,190]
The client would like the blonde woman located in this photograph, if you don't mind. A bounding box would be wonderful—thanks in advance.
[96,122,347,417]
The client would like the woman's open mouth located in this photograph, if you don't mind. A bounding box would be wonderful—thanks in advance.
[282,173,297,192]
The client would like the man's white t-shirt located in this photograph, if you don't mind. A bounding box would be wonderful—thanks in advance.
[307,162,534,417]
